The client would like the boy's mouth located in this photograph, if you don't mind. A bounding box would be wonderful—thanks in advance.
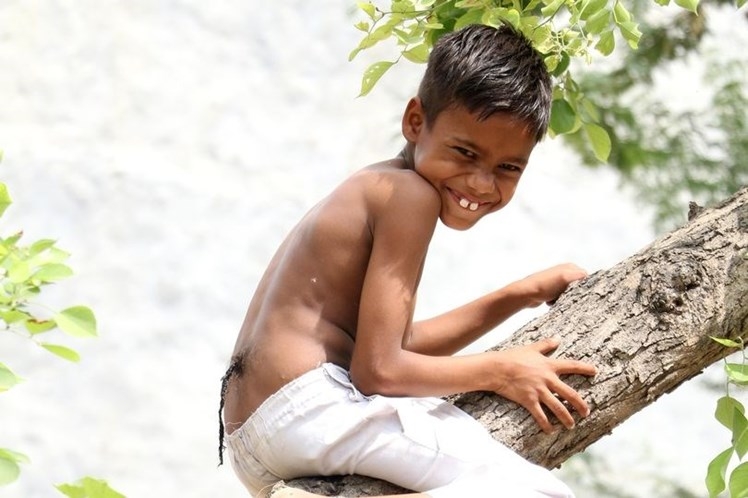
[458,197,480,212]
[447,187,489,213]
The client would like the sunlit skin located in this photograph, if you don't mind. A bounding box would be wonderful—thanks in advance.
[402,97,534,231]
[224,100,597,498]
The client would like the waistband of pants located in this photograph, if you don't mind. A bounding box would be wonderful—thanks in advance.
[226,362,349,447]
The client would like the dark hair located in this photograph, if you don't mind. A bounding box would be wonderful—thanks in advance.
[418,24,552,141]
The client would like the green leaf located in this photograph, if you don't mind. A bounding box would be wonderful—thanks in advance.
[551,51,571,77]
[613,0,632,21]
[0,448,29,465]
[580,0,608,20]
[392,0,415,14]
[730,462,748,498]
[34,263,74,282]
[581,98,601,122]
[54,306,98,338]
[545,54,561,73]
[402,43,430,63]
[595,29,616,56]
[453,8,484,30]
[350,19,400,61]
[738,0,746,8]
[0,460,20,486]
[585,8,611,35]
[711,336,743,348]
[359,61,395,96]
[716,396,745,430]
[25,318,57,335]
[734,409,748,459]
[530,25,554,51]
[550,98,577,135]
[674,0,699,12]
[29,238,57,256]
[706,447,733,497]
[41,343,81,363]
[357,1,377,20]
[27,246,70,267]
[3,231,23,248]
[56,483,86,498]
[1,309,32,324]
[349,36,378,61]
[422,20,444,29]
[56,477,126,498]
[0,449,27,486]
[498,8,521,29]
[455,0,482,6]
[584,122,612,162]
[0,183,11,219]
[541,0,566,16]
[8,260,31,284]
[726,363,748,385]
[0,362,22,392]
[394,26,425,45]
[617,20,642,49]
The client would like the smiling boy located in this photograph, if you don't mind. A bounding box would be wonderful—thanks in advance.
[219,24,597,498]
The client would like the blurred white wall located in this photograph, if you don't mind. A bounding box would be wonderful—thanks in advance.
[0,1,738,497]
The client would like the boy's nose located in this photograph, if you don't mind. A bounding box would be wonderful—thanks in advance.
[467,170,496,195]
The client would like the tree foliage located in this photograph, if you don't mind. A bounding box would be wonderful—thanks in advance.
[564,0,748,230]
[350,0,747,229]
[0,152,124,496]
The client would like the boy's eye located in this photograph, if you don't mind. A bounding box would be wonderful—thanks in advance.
[453,147,476,159]
[499,163,522,173]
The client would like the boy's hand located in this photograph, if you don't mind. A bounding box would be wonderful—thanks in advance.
[520,263,588,307]
[492,337,596,433]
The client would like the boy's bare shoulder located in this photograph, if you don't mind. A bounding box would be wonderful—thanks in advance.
[351,158,441,215]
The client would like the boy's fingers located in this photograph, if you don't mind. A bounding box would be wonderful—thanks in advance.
[532,336,561,354]
[552,380,591,418]
[553,359,597,377]
[527,402,554,434]
[541,391,575,429]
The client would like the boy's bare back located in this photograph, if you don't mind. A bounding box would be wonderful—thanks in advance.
[223,158,439,433]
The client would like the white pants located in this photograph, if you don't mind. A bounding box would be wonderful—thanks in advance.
[226,363,574,498]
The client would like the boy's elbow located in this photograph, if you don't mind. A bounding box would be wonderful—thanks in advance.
[349,361,399,396]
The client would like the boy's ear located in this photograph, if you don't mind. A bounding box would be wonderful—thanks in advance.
[401,97,425,142]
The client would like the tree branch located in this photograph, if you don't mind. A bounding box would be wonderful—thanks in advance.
[277,186,748,496]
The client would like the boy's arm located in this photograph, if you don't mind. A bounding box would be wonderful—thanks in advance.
[406,264,588,356]
[349,175,595,433]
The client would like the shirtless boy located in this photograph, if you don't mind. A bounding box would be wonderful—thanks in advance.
[219,24,597,498]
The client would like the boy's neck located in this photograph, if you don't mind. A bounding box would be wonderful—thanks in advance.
[398,144,415,171]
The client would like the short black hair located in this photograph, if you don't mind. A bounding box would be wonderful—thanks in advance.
[418,24,552,142]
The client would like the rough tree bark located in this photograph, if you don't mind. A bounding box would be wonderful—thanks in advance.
[274,187,748,497]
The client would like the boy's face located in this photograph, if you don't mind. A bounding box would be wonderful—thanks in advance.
[402,98,537,230]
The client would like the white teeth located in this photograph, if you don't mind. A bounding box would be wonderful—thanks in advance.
[457,196,480,211]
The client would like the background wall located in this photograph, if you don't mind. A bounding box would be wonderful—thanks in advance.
[0,1,732,496]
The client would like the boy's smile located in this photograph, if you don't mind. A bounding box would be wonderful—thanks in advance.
[402,98,537,230]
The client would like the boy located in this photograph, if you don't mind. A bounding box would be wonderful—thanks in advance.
[219,24,597,498]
